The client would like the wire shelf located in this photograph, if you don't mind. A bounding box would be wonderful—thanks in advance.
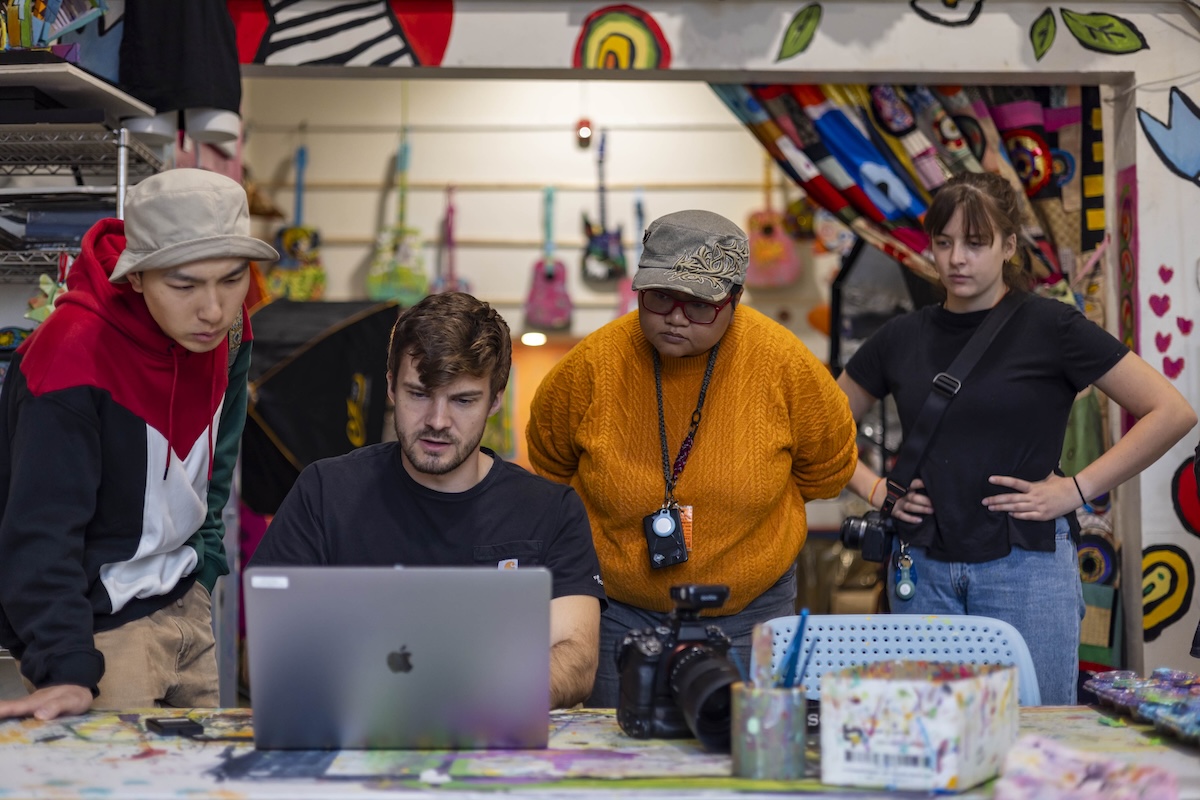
[0,126,162,178]
[0,250,69,283]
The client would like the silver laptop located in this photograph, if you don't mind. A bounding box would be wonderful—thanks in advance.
[243,565,552,750]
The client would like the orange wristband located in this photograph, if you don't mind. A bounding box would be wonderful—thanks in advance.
[869,476,885,507]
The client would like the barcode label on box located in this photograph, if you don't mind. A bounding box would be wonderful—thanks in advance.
[844,750,933,769]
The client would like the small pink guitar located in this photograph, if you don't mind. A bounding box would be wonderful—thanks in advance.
[431,186,471,294]
[745,157,802,289]
[525,187,572,330]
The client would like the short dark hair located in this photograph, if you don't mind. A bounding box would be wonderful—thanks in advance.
[386,292,511,399]
[924,172,1032,292]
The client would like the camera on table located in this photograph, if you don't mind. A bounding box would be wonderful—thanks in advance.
[615,584,741,752]
[839,509,895,563]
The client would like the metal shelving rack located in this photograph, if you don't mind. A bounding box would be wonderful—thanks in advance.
[0,62,162,284]
[0,126,163,283]
[0,126,162,180]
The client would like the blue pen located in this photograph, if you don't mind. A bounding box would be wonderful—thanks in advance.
[733,651,750,685]
[779,608,809,688]
[775,618,802,686]
[796,634,820,693]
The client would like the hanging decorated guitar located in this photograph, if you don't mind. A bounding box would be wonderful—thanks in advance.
[269,143,326,301]
[430,185,471,294]
[367,131,428,306]
[614,188,644,318]
[581,131,626,286]
[524,187,572,330]
[746,155,802,288]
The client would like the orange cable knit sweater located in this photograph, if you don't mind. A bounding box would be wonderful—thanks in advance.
[527,306,857,615]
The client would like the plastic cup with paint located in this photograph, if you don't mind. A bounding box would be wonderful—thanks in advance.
[731,681,817,780]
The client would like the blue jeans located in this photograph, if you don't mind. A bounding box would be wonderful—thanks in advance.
[886,518,1085,705]
[586,565,797,708]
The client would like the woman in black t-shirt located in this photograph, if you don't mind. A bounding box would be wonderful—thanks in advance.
[837,172,1196,705]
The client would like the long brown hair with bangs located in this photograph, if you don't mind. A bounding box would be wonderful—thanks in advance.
[923,171,1033,292]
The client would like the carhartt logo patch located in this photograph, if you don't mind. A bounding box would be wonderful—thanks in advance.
[498,558,518,570]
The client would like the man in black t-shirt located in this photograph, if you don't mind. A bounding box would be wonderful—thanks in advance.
[251,292,605,709]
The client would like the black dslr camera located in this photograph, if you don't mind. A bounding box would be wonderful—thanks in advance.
[615,584,741,752]
[839,509,896,563]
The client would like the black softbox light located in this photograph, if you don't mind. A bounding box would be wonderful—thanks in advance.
[241,299,400,515]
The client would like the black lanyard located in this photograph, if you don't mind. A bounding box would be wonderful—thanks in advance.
[653,342,720,508]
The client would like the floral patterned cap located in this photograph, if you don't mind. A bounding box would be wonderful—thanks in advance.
[631,210,748,302]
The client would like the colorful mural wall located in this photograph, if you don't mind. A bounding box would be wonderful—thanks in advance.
[227,0,454,67]
[224,0,1200,671]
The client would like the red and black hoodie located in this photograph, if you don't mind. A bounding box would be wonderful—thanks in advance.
[0,218,253,694]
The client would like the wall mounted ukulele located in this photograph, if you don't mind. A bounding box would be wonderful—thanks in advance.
[581,130,627,286]
[745,155,802,288]
[524,187,573,330]
[269,141,326,300]
[430,185,471,294]
[367,130,428,306]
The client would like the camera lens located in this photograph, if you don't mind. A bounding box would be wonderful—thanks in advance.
[668,645,740,751]
[840,516,867,550]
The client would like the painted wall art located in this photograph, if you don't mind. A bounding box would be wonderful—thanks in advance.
[1115,165,1138,356]
[1138,87,1200,190]
[1029,8,1149,60]
[1143,544,1195,642]
[777,3,822,61]
[1149,261,1188,382]
[227,0,454,66]
[572,4,671,69]
[1171,456,1200,538]
[910,0,985,27]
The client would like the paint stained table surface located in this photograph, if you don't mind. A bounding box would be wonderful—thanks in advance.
[0,706,1196,799]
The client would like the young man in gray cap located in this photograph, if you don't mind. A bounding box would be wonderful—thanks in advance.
[0,168,278,720]
[528,209,857,707]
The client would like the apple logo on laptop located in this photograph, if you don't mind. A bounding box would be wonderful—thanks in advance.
[387,645,413,673]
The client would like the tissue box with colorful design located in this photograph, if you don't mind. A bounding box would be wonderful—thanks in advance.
[820,660,1019,792]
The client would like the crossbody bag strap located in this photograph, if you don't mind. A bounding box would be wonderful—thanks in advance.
[881,291,1028,516]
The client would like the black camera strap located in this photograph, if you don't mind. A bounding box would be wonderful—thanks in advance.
[654,342,720,508]
[881,290,1027,516]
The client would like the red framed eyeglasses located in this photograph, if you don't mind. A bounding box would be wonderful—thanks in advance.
[638,290,733,324]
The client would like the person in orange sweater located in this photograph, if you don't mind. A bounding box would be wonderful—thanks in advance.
[527,209,857,707]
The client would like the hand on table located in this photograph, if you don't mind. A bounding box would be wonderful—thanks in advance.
[0,684,92,720]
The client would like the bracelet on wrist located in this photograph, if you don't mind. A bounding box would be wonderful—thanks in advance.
[1072,475,1087,507]
[869,476,886,508]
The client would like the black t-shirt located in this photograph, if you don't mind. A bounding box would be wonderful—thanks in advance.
[250,444,606,605]
[845,294,1128,562]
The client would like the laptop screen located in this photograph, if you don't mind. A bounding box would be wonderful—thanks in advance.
[243,565,552,750]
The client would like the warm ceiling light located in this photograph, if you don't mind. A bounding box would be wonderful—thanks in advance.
[576,117,593,149]
[521,332,548,347]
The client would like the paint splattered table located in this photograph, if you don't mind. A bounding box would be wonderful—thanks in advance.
[0,707,1196,799]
